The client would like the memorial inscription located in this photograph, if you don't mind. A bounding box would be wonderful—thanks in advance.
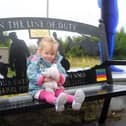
[0,18,76,32]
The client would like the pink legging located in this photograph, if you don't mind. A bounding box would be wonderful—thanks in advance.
[39,88,74,104]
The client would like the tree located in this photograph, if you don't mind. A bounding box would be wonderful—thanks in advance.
[114,27,126,59]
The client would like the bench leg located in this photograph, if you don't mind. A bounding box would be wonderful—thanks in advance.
[98,97,111,125]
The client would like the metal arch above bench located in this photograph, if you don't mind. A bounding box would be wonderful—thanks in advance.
[0,17,126,126]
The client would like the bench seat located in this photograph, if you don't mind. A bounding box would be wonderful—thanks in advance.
[1,83,126,116]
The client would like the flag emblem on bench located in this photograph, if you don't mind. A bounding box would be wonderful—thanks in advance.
[96,69,107,82]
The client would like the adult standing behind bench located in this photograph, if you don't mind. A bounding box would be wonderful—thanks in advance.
[8,32,30,79]
[0,31,10,78]
[52,32,70,71]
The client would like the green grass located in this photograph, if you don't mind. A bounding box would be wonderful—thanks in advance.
[68,56,100,68]
[7,67,16,78]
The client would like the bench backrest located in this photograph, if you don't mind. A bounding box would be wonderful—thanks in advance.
[0,17,112,95]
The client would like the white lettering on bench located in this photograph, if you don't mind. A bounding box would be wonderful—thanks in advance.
[1,18,76,32]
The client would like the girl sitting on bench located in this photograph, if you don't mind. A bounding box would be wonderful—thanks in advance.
[27,37,85,112]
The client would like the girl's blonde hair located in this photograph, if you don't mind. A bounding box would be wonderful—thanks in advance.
[38,37,59,50]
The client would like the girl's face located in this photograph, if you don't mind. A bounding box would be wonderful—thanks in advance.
[39,43,57,63]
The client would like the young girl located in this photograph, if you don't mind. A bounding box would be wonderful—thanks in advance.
[27,37,85,112]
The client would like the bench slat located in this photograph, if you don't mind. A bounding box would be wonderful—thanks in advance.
[1,83,126,116]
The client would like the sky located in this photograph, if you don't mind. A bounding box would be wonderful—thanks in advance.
[0,0,126,46]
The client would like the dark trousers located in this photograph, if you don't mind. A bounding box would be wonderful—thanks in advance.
[0,62,8,78]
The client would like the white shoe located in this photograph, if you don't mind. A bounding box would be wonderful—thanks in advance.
[72,89,85,110]
[55,93,67,112]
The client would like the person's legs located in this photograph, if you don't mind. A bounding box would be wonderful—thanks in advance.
[72,90,85,110]
[55,88,74,103]
[65,94,74,103]
[39,90,56,104]
[55,88,67,112]
[55,88,64,97]
[15,59,27,79]
[55,92,67,112]
[39,90,67,112]
[64,90,85,110]
[55,88,85,110]
[0,63,8,78]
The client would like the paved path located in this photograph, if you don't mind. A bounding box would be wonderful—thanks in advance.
[106,65,126,126]
[106,110,126,126]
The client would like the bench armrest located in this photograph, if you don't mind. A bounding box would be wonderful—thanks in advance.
[102,60,126,66]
